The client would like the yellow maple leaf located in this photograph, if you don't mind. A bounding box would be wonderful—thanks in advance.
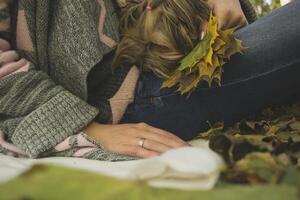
[162,13,245,95]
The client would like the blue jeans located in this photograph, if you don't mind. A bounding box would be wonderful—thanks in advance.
[121,1,300,140]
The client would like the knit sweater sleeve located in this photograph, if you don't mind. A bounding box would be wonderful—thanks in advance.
[0,2,99,158]
[239,0,258,24]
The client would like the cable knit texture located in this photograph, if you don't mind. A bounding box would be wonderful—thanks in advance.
[11,92,99,158]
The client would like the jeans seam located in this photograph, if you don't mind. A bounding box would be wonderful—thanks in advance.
[135,57,300,100]
[221,58,300,88]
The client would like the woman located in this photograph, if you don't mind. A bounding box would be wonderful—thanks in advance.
[0,0,299,160]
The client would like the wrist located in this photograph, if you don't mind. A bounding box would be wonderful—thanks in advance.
[83,121,102,140]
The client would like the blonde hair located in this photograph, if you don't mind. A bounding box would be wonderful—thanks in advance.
[113,0,210,78]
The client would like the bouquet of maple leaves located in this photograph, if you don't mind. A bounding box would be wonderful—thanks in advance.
[162,14,245,95]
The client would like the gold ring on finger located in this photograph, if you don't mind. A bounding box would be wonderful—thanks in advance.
[138,138,146,148]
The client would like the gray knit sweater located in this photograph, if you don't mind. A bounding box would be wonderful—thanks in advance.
[0,0,133,159]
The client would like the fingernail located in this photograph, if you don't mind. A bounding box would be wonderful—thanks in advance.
[200,31,206,40]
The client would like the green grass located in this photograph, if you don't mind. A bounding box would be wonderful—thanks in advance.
[0,164,298,200]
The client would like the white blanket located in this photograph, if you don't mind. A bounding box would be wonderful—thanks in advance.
[0,140,223,190]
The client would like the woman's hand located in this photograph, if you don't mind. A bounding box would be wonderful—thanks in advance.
[207,0,248,30]
[84,122,190,158]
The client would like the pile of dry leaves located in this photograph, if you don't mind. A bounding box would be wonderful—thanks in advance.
[197,102,300,186]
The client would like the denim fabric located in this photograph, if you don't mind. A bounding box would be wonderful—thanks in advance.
[121,1,300,140]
